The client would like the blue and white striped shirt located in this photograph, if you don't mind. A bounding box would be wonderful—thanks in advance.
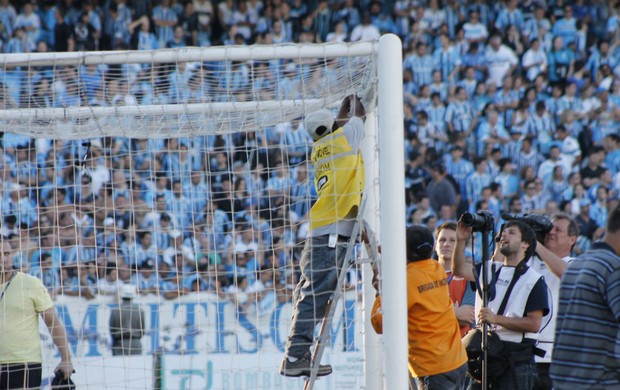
[550,242,620,389]
[404,53,434,91]
[466,172,492,204]
[445,157,474,194]
[515,150,544,173]
[152,5,178,46]
[445,101,475,133]
[494,8,524,31]
[433,46,461,83]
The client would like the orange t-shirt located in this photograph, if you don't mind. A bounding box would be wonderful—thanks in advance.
[371,260,467,378]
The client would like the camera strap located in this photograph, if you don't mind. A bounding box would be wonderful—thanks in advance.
[472,262,500,302]
[497,260,529,316]
[472,260,529,316]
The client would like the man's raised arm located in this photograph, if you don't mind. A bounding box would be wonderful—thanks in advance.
[452,221,475,282]
[535,241,568,278]
[336,95,366,128]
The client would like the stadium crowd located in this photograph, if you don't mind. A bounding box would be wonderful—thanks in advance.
[0,0,619,310]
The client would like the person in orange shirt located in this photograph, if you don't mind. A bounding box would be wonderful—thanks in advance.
[371,225,467,389]
[435,222,475,337]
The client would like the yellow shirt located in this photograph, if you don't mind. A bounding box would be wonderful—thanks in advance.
[371,260,467,377]
[0,272,54,363]
[309,126,364,231]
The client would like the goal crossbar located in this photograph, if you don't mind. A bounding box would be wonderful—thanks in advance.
[0,42,377,67]
[0,42,377,139]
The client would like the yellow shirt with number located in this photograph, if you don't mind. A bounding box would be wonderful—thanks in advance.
[0,272,54,363]
[309,125,364,231]
[371,260,467,377]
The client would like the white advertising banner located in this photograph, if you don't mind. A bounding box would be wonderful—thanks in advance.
[39,292,366,389]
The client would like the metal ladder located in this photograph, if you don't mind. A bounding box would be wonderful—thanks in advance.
[303,199,379,390]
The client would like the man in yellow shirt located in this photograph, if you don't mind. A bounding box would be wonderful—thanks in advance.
[281,94,366,377]
[371,225,468,389]
[0,240,73,388]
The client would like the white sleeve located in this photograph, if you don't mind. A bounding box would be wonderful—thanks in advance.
[481,25,489,39]
[350,26,362,42]
[343,117,364,150]
[522,50,534,67]
[506,47,518,65]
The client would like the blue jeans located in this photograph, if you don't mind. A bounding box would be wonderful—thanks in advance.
[284,235,348,358]
[468,360,537,390]
[415,363,468,390]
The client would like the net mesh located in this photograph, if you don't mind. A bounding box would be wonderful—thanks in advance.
[0,43,377,389]
[0,45,375,138]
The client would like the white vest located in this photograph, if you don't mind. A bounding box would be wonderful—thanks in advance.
[527,255,572,362]
[475,261,544,343]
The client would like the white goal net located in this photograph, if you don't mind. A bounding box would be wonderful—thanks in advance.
[0,41,392,390]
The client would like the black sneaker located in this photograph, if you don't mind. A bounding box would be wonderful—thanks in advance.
[279,352,333,377]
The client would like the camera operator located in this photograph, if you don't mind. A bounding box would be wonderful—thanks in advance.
[527,213,578,390]
[452,215,549,390]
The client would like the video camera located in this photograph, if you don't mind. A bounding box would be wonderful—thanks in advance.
[460,211,495,233]
[502,213,553,243]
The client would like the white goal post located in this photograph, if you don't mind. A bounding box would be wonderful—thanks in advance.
[0,34,406,389]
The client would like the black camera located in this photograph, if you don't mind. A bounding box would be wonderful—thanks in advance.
[502,213,553,242]
[460,211,495,232]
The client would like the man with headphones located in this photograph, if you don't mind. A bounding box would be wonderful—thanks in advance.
[371,225,468,390]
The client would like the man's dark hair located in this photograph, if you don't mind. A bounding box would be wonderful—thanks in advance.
[606,204,620,234]
[138,230,152,240]
[597,39,610,50]
[430,162,446,175]
[605,133,620,143]
[589,145,604,156]
[106,264,117,275]
[474,157,486,167]
[406,225,435,262]
[498,158,511,171]
[504,220,537,261]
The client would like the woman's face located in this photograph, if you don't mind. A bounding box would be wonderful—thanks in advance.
[525,166,535,180]
[508,25,517,36]
[574,184,584,196]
